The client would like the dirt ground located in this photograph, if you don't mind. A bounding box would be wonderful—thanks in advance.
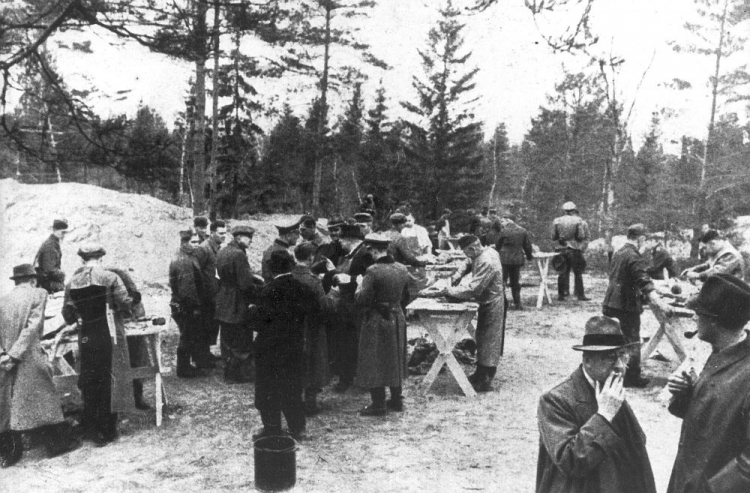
[1,273,694,493]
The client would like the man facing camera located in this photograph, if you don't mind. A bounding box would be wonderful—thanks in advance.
[536,316,656,493]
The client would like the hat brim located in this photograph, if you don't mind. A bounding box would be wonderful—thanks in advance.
[572,341,638,351]
[9,273,38,280]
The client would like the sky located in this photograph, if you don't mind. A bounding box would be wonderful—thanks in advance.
[34,0,750,153]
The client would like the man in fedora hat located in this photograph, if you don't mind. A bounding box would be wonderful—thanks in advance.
[551,201,590,301]
[215,225,263,384]
[603,223,673,388]
[34,219,69,293]
[262,220,302,283]
[0,264,80,467]
[667,274,750,493]
[62,243,134,446]
[536,316,657,493]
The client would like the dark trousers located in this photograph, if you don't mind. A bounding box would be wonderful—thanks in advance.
[173,310,203,362]
[200,303,220,351]
[81,381,117,439]
[602,307,642,378]
[502,264,523,305]
[330,305,359,385]
[220,322,253,361]
[255,378,305,435]
[369,386,402,405]
[558,249,585,297]
[79,327,117,439]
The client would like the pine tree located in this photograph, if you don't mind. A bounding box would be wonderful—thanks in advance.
[400,0,486,218]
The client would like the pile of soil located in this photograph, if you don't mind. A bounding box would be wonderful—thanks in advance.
[0,179,300,295]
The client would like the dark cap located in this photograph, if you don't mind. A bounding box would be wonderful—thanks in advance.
[354,212,373,223]
[364,233,391,249]
[276,223,300,235]
[686,274,750,329]
[457,235,480,249]
[390,212,407,225]
[700,229,721,243]
[627,223,648,238]
[300,216,317,229]
[340,224,365,239]
[179,229,194,241]
[328,215,345,229]
[572,316,634,351]
[53,219,68,231]
[78,242,106,259]
[270,250,295,275]
[193,217,208,228]
[294,241,317,261]
[231,225,255,238]
[10,263,38,280]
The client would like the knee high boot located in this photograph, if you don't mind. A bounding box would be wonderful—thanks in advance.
[360,388,386,416]
[387,386,404,412]
[0,430,23,468]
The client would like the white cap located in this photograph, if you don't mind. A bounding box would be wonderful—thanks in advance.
[563,202,577,211]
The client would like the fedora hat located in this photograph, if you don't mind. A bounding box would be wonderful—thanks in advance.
[686,274,750,329]
[231,225,255,238]
[10,263,38,280]
[572,316,635,351]
[363,233,391,249]
[340,223,365,240]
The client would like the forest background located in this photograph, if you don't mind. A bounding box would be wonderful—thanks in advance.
[1,0,749,244]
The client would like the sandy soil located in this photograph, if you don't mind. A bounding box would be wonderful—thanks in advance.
[1,274,692,493]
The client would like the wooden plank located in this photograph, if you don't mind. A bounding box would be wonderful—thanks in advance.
[407,297,478,312]
[444,353,477,398]
[421,353,448,394]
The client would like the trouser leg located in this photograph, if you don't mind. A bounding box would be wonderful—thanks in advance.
[255,369,282,433]
[558,264,570,297]
[0,430,22,466]
[281,381,306,436]
[603,308,642,378]
[42,422,76,457]
[369,387,386,407]
[571,250,586,297]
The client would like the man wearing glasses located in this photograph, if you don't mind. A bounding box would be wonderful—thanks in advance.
[536,316,657,493]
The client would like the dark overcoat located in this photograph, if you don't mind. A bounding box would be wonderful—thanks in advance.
[602,243,654,314]
[215,240,259,325]
[291,265,334,389]
[536,366,657,493]
[355,257,410,388]
[199,237,221,301]
[0,285,64,432]
[63,265,134,413]
[496,222,533,266]
[255,274,318,384]
[35,234,65,292]
[667,334,750,493]
[169,243,207,309]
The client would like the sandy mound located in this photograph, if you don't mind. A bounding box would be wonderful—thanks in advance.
[0,179,300,295]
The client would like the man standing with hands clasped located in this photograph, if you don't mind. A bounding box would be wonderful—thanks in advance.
[667,274,750,493]
[536,316,657,493]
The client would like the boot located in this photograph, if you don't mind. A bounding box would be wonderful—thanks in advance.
[44,423,81,458]
[468,365,486,385]
[304,389,321,416]
[0,431,22,468]
[177,348,201,378]
[511,288,522,310]
[360,388,387,416]
[386,387,404,412]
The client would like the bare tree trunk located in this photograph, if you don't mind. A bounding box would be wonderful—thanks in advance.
[701,0,728,191]
[312,5,332,215]
[488,138,498,206]
[192,0,208,215]
[208,0,221,220]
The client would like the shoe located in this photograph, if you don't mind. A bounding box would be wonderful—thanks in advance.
[252,427,283,441]
[288,428,309,441]
[87,431,117,448]
[359,404,386,416]
[557,295,567,301]
[333,381,351,393]
[386,398,404,412]
[0,450,22,468]
[624,376,651,388]
[304,400,321,416]
[177,364,202,378]
[473,375,494,393]
[47,438,81,459]
[577,296,591,301]
[514,304,524,311]
[467,372,479,385]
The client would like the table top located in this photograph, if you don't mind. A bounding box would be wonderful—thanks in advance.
[407,297,479,312]
[534,252,559,259]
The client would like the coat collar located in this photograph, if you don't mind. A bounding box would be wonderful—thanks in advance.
[375,255,395,264]
[571,366,596,403]
[274,238,290,248]
[228,239,245,251]
[702,330,750,377]
[621,242,642,256]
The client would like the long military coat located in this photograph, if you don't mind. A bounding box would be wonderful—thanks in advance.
[536,366,657,493]
[215,240,259,325]
[355,257,410,388]
[667,334,750,493]
[0,284,64,432]
[63,265,135,413]
[291,264,334,389]
[447,247,506,366]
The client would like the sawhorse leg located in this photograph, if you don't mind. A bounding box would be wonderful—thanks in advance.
[536,258,552,309]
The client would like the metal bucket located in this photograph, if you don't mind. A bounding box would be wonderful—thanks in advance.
[254,435,298,492]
